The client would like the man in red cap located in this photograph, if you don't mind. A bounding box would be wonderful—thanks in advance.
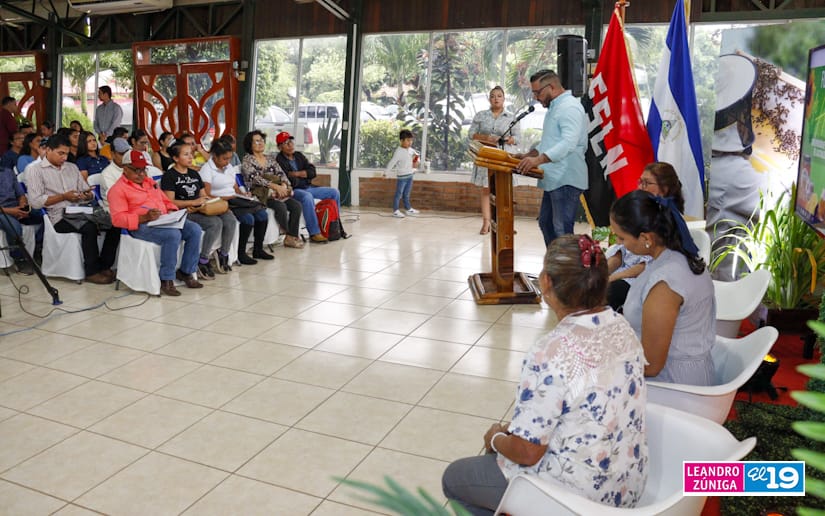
[108,150,203,296]
[274,131,349,240]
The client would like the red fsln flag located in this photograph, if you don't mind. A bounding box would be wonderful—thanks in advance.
[586,8,654,198]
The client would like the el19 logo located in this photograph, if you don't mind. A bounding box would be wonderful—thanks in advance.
[743,462,805,495]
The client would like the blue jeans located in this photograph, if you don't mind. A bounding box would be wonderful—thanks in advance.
[130,219,201,281]
[234,209,268,226]
[539,185,583,246]
[0,210,43,258]
[393,175,414,211]
[293,186,340,236]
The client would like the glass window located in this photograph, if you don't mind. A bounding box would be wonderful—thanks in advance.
[60,50,134,134]
[135,40,231,66]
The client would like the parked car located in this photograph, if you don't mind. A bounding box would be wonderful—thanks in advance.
[254,105,311,153]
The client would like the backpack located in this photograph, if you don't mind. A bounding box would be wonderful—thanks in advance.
[315,199,342,241]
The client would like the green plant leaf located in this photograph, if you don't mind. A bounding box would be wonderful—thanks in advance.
[810,320,825,338]
[798,506,825,516]
[794,422,825,443]
[792,448,825,473]
[334,476,459,515]
[799,363,825,381]
[805,477,825,500]
[793,391,825,412]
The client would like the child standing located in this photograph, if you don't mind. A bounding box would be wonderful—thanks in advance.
[384,129,419,218]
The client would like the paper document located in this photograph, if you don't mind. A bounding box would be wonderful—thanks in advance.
[234,193,257,201]
[147,209,187,229]
[65,205,93,214]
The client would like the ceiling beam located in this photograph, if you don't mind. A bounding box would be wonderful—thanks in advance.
[0,1,92,43]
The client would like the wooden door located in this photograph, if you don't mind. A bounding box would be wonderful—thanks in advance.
[0,52,48,127]
[133,37,239,150]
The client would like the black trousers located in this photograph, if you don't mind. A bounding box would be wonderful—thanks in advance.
[53,219,120,277]
[266,197,303,238]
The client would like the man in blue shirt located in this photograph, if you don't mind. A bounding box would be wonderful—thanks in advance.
[0,163,43,274]
[517,70,588,246]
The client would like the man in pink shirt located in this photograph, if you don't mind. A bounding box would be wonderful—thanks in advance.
[108,150,202,296]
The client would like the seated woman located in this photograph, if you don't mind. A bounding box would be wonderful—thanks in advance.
[241,130,304,249]
[442,235,648,515]
[606,161,685,310]
[191,138,240,274]
[75,131,110,180]
[610,190,715,385]
[161,142,240,278]
[16,133,42,174]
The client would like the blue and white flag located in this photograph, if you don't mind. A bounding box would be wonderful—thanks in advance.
[647,0,705,218]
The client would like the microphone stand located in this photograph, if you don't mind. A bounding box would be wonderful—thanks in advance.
[497,106,534,149]
[0,208,61,318]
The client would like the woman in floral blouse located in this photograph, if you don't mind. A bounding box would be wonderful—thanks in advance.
[442,234,648,514]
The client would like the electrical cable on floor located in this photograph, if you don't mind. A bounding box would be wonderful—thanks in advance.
[340,209,481,220]
[0,270,151,337]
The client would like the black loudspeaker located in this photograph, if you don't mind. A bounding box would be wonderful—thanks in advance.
[557,35,587,97]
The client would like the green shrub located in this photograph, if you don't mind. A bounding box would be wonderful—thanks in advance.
[358,119,402,168]
[61,107,92,132]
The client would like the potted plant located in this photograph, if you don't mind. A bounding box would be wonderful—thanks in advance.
[711,188,825,332]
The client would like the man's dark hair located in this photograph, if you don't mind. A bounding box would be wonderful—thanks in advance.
[399,129,413,140]
[529,69,562,88]
[98,85,113,98]
[41,121,53,130]
[1,96,15,106]
[45,134,70,150]
[113,126,129,138]
[210,138,233,157]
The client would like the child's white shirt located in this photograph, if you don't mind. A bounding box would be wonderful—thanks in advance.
[385,146,417,177]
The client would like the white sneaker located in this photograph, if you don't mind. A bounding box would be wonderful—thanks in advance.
[393,210,406,218]
[406,208,419,215]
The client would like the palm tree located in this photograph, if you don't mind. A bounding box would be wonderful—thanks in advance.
[370,34,428,106]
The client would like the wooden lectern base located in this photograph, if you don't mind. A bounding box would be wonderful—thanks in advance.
[468,272,541,305]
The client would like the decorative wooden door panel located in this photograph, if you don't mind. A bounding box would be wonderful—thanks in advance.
[133,37,239,150]
[0,52,48,127]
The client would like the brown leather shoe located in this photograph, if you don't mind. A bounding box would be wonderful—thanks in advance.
[100,268,116,279]
[310,234,328,243]
[176,270,203,289]
[160,280,181,296]
[85,271,115,285]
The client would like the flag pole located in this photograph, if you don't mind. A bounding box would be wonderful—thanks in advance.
[616,0,629,23]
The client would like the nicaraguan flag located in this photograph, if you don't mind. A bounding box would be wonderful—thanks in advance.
[647,0,705,218]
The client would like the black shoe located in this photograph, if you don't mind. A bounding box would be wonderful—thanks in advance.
[252,248,274,260]
[238,253,257,265]
[197,261,215,280]
[341,230,352,239]
[14,259,33,276]
[220,253,232,272]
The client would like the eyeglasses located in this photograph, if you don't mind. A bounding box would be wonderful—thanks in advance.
[531,83,551,96]
[637,177,659,189]
[252,140,265,145]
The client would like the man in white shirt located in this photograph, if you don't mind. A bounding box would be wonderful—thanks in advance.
[26,134,120,284]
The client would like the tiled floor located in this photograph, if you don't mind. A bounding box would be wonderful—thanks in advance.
[0,209,564,515]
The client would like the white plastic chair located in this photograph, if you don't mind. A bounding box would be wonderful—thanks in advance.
[41,214,86,281]
[688,228,711,265]
[0,224,37,269]
[495,403,756,516]
[713,269,771,338]
[647,326,779,424]
[115,232,163,295]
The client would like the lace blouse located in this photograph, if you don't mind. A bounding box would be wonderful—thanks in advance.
[499,308,648,508]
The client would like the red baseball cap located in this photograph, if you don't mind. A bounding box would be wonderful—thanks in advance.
[122,150,148,169]
[275,131,294,145]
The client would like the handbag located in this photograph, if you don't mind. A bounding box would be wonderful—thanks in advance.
[227,196,266,217]
[195,198,229,216]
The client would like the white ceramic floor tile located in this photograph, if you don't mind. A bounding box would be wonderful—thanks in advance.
[311,500,383,515]
[421,373,516,420]
[273,350,372,389]
[0,357,34,383]
[325,287,397,308]
[51,504,100,515]
[0,479,65,515]
[328,447,449,512]
[103,320,194,351]
[314,327,403,359]
[153,304,235,329]
[294,301,374,326]
[379,292,454,315]
[211,340,307,375]
[155,365,263,408]
[60,313,144,341]
[475,323,548,351]
[350,308,430,335]
[380,406,493,461]
[255,319,343,348]
[183,475,322,515]
[47,342,145,378]
[29,380,145,428]
[410,316,492,345]
[201,311,286,339]
[238,428,372,497]
[89,394,211,448]
[223,378,334,426]
[380,336,470,371]
[76,452,227,516]
[1,333,96,366]
[450,346,525,382]
[437,298,510,323]
[296,391,410,445]
[0,367,87,411]
[159,411,286,471]
[154,331,248,363]
[343,361,444,404]
[244,294,321,317]
[0,414,77,472]
[97,354,202,392]
[2,431,146,500]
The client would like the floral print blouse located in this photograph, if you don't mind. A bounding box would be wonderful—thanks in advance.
[241,152,290,191]
[498,307,648,508]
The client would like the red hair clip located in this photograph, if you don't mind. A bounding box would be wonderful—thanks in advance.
[578,235,602,268]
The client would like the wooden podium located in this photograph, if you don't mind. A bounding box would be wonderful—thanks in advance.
[467,143,542,305]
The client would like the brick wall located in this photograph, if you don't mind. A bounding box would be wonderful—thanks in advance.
[358,177,543,216]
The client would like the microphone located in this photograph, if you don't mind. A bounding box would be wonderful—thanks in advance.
[514,105,535,123]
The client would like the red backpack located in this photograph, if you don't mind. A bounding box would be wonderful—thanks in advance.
[315,199,342,241]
